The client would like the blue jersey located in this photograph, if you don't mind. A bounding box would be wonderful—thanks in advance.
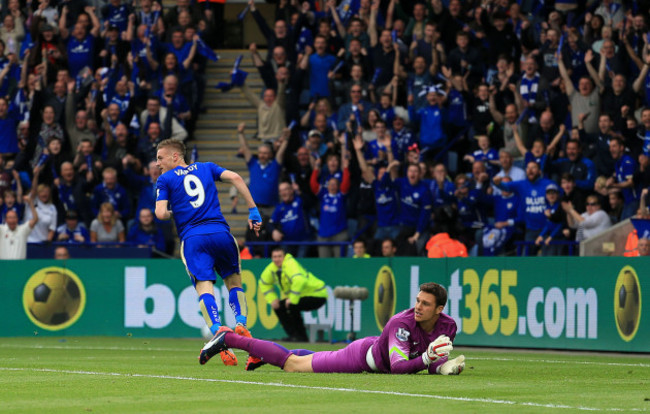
[409,104,446,149]
[373,173,399,227]
[497,177,556,231]
[67,35,95,78]
[248,157,281,206]
[426,178,455,209]
[393,177,432,233]
[317,189,347,237]
[156,162,230,240]
[271,196,310,241]
[472,148,499,176]
[539,200,562,238]
[615,154,637,203]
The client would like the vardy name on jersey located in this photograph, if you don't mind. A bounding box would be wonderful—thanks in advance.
[156,162,230,240]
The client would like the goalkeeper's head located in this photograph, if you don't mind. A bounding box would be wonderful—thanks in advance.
[419,282,447,310]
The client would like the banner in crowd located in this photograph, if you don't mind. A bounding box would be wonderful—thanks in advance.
[1,257,648,352]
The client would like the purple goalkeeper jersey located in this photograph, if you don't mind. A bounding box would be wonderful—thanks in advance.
[312,308,457,374]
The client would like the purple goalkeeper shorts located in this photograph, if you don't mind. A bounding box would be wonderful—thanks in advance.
[311,337,376,373]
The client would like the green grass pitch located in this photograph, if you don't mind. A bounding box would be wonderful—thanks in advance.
[0,336,648,413]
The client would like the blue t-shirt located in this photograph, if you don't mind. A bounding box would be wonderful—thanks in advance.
[317,189,347,237]
[498,177,556,231]
[426,178,455,209]
[67,35,95,78]
[472,148,499,176]
[373,173,399,227]
[156,162,230,240]
[409,104,446,149]
[271,196,310,241]
[393,177,432,232]
[309,53,337,97]
[103,3,131,33]
[615,154,637,203]
[247,157,281,206]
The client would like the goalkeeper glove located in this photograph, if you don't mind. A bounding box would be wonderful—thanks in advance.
[422,335,453,366]
[248,207,262,225]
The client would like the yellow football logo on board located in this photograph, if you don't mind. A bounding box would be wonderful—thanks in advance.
[374,265,396,331]
[614,266,642,342]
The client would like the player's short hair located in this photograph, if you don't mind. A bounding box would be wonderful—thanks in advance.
[157,139,186,157]
[271,246,285,254]
[419,282,448,308]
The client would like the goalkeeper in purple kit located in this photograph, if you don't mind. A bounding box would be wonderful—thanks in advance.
[200,282,465,375]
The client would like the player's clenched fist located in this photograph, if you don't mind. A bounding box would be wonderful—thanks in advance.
[422,335,453,366]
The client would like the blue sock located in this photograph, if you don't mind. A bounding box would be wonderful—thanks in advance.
[199,293,221,334]
[229,287,248,326]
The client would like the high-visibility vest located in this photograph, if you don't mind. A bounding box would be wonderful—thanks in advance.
[426,233,469,258]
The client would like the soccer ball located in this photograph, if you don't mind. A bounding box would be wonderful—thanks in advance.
[25,270,81,326]
[615,270,641,338]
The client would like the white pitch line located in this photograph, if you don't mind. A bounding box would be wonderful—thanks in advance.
[470,356,650,368]
[0,367,646,412]
[1,343,649,368]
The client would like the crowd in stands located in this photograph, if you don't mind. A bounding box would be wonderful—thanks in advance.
[0,0,221,257]
[236,0,650,258]
[2,0,650,259]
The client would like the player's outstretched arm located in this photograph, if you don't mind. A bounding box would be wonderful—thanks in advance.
[220,170,262,236]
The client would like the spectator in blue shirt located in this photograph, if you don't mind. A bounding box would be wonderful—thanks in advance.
[270,182,311,258]
[0,96,19,154]
[452,174,489,255]
[463,134,500,177]
[90,167,130,219]
[300,35,337,98]
[337,85,370,132]
[237,123,289,216]
[426,162,455,209]
[535,183,565,256]
[353,134,400,242]
[310,150,351,258]
[390,107,415,161]
[127,208,166,253]
[59,7,100,78]
[550,138,596,191]
[389,161,433,256]
[494,161,556,255]
[408,85,447,161]
[606,137,638,219]
[55,210,90,243]
[482,176,522,256]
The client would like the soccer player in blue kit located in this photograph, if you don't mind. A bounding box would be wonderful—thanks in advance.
[200,282,466,376]
[154,139,262,367]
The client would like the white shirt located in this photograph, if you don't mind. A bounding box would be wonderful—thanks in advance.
[0,222,32,259]
[577,209,612,241]
[24,201,57,243]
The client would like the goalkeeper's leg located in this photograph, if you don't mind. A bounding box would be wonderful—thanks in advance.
[222,333,315,372]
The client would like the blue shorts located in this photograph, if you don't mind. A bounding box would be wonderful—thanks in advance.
[181,232,241,284]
